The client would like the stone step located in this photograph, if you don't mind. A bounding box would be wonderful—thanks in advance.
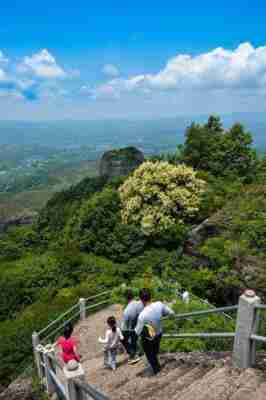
[139,367,193,400]
[148,366,211,400]
[253,383,266,400]
[112,365,191,400]
[84,356,145,395]
[230,368,262,400]
[175,367,230,400]
[187,367,241,400]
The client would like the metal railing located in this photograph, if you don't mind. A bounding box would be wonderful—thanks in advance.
[36,290,111,345]
[32,290,112,400]
[49,368,68,399]
[190,294,234,320]
[32,286,266,400]
[74,378,110,400]
[250,304,266,353]
[174,305,238,320]
[164,304,238,344]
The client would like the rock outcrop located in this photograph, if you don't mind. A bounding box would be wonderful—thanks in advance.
[0,211,37,234]
[184,218,220,259]
[0,378,33,400]
[99,147,144,179]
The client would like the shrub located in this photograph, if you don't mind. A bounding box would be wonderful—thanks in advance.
[119,161,206,236]
[67,187,147,262]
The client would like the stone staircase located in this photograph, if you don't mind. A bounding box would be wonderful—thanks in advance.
[70,303,266,400]
[81,352,266,400]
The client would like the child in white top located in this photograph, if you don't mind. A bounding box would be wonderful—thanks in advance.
[98,316,124,370]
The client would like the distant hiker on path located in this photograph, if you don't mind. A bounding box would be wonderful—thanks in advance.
[120,289,144,364]
[135,288,174,375]
[56,322,81,364]
[99,316,124,371]
[181,290,190,304]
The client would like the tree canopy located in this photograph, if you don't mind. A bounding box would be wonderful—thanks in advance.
[180,115,257,179]
[119,161,206,236]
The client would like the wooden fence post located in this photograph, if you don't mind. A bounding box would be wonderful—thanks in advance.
[79,298,86,320]
[233,289,260,368]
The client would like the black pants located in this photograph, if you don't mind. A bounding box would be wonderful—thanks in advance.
[141,333,162,374]
[121,330,138,358]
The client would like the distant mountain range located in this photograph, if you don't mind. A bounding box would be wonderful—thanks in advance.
[0,113,265,153]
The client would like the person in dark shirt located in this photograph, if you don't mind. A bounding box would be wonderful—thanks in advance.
[120,289,144,364]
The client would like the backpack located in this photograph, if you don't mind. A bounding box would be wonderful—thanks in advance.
[142,323,156,341]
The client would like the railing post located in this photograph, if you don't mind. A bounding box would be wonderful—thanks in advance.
[32,331,42,379]
[64,364,85,400]
[79,298,86,321]
[233,289,260,368]
[43,349,56,395]
[251,307,260,366]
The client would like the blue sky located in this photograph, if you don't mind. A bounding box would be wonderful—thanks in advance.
[1,1,266,119]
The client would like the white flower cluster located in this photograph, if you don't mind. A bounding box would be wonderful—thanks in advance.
[119,161,206,236]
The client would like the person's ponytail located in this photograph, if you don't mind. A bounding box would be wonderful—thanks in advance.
[107,316,117,333]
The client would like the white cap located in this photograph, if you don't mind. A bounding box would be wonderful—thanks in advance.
[67,360,79,371]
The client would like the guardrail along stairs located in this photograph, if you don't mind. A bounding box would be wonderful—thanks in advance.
[32,289,266,400]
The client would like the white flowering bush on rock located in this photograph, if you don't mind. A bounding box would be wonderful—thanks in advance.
[119,161,206,237]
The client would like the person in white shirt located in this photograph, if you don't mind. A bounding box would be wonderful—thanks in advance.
[182,290,190,304]
[98,316,124,371]
[135,289,174,375]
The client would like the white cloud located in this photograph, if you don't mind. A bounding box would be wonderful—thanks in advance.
[18,49,66,79]
[0,69,6,81]
[92,42,266,100]
[84,82,121,100]
[0,50,9,82]
[90,75,146,100]
[145,42,266,90]
[0,51,8,64]
[102,64,120,77]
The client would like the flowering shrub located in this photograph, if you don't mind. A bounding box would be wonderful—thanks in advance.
[119,161,206,236]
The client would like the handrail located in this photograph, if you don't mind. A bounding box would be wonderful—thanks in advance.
[47,352,63,371]
[85,290,111,302]
[85,299,110,311]
[38,290,111,338]
[164,332,235,339]
[190,294,234,320]
[255,304,266,310]
[74,378,110,400]
[49,368,67,398]
[250,334,266,343]
[174,305,238,320]
[38,302,80,336]
[42,310,81,343]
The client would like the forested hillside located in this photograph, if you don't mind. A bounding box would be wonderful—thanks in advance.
[0,116,266,388]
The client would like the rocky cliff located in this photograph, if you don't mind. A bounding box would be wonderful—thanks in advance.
[0,211,37,234]
[99,147,144,179]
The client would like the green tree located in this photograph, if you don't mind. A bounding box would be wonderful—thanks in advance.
[180,115,257,178]
[67,187,147,262]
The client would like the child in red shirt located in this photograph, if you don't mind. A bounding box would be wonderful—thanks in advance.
[56,323,81,364]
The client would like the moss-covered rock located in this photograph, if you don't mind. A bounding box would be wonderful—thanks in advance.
[99,147,144,179]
